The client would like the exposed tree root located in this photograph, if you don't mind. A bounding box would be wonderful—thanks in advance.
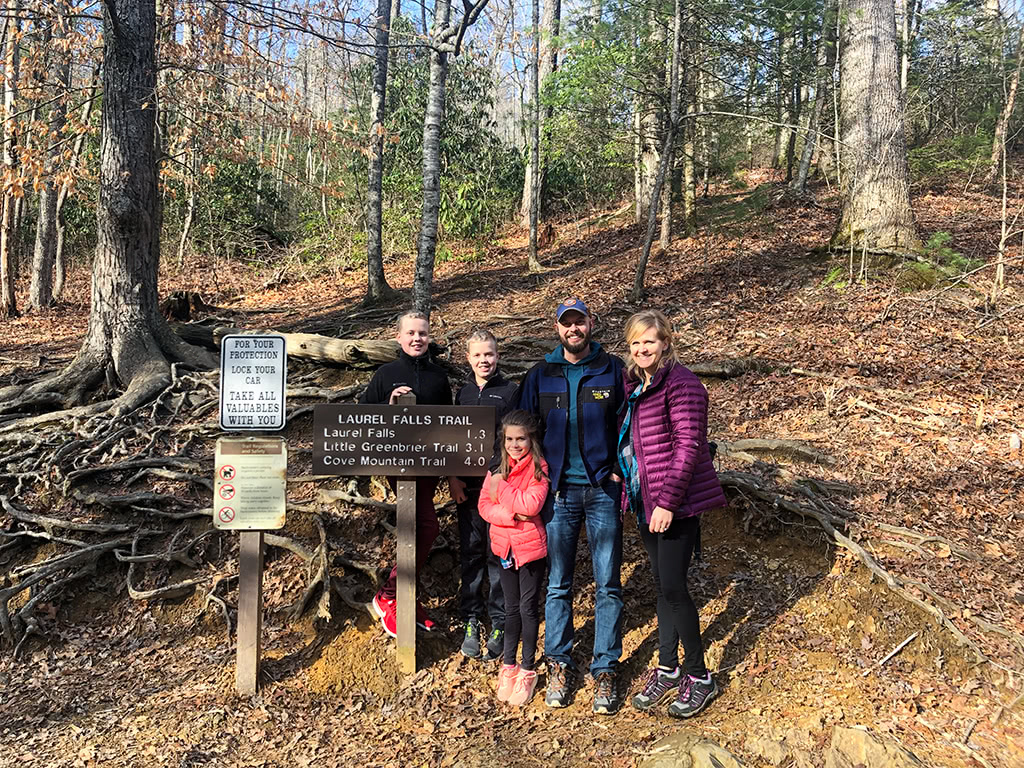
[719,469,1019,672]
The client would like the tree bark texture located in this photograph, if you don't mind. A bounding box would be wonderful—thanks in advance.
[0,0,20,319]
[366,0,395,301]
[519,0,561,227]
[831,0,920,251]
[412,0,452,315]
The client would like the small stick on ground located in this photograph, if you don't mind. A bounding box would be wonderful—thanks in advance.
[863,631,918,677]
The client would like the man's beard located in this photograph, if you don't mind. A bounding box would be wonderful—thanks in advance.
[562,329,591,355]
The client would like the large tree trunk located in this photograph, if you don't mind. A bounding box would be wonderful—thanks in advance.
[412,0,452,315]
[365,0,396,302]
[519,0,561,228]
[831,0,920,252]
[0,0,20,319]
[1,0,213,416]
[632,0,682,303]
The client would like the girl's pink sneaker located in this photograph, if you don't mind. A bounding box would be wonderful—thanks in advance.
[497,664,520,702]
[507,668,538,706]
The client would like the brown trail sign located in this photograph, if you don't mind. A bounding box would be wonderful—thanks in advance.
[314,399,493,673]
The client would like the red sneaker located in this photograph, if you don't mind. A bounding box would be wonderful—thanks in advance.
[415,602,437,632]
[372,591,397,638]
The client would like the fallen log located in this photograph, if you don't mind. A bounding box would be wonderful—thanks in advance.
[170,324,406,368]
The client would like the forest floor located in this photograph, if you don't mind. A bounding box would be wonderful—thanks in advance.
[1,170,1023,767]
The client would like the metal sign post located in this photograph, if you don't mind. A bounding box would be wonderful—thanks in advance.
[217,334,288,697]
[313,401,493,674]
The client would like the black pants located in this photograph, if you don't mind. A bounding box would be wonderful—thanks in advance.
[498,558,545,670]
[639,514,707,677]
[457,487,505,628]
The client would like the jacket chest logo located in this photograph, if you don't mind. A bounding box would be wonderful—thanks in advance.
[590,389,611,401]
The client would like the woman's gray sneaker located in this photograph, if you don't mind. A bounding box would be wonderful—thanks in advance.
[667,674,719,718]
[631,666,681,711]
[482,628,504,661]
[460,618,482,658]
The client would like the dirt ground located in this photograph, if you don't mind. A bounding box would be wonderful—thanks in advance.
[1,171,1023,767]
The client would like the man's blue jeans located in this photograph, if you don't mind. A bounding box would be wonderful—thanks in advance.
[543,480,623,676]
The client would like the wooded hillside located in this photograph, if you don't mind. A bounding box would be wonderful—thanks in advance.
[0,0,1022,766]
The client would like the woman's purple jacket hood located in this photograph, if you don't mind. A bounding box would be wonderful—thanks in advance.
[618,361,727,523]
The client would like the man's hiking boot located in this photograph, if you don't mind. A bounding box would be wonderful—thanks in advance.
[483,628,504,661]
[544,661,572,708]
[667,673,719,718]
[592,670,621,715]
[461,618,482,658]
[631,666,681,711]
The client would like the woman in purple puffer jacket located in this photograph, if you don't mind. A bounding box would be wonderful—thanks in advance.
[617,309,726,719]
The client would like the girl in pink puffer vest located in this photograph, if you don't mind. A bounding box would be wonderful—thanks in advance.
[478,410,549,707]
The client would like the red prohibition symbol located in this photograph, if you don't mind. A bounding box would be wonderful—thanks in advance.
[218,507,236,523]
[218,465,236,481]
[219,484,236,501]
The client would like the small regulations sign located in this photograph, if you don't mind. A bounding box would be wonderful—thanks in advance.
[312,404,494,476]
[214,437,287,530]
[219,334,287,431]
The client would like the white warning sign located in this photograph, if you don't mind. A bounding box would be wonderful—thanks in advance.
[219,334,287,431]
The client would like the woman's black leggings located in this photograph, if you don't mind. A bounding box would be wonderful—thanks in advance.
[497,558,545,670]
[639,514,707,677]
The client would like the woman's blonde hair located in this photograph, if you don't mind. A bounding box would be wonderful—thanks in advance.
[623,309,680,381]
[499,410,547,482]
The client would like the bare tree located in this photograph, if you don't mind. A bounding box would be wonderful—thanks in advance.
[632,0,682,303]
[518,0,560,228]
[0,0,20,318]
[28,9,71,310]
[791,0,836,196]
[527,0,541,271]
[412,0,491,314]
[365,0,397,302]
[0,0,214,417]
[831,0,920,252]
[986,20,1024,185]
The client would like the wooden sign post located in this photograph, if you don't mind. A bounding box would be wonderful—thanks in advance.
[394,396,417,674]
[313,400,493,675]
[237,530,264,695]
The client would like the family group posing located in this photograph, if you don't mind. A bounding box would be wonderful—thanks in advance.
[361,299,726,718]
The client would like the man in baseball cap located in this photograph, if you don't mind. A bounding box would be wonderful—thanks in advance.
[517,297,626,714]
